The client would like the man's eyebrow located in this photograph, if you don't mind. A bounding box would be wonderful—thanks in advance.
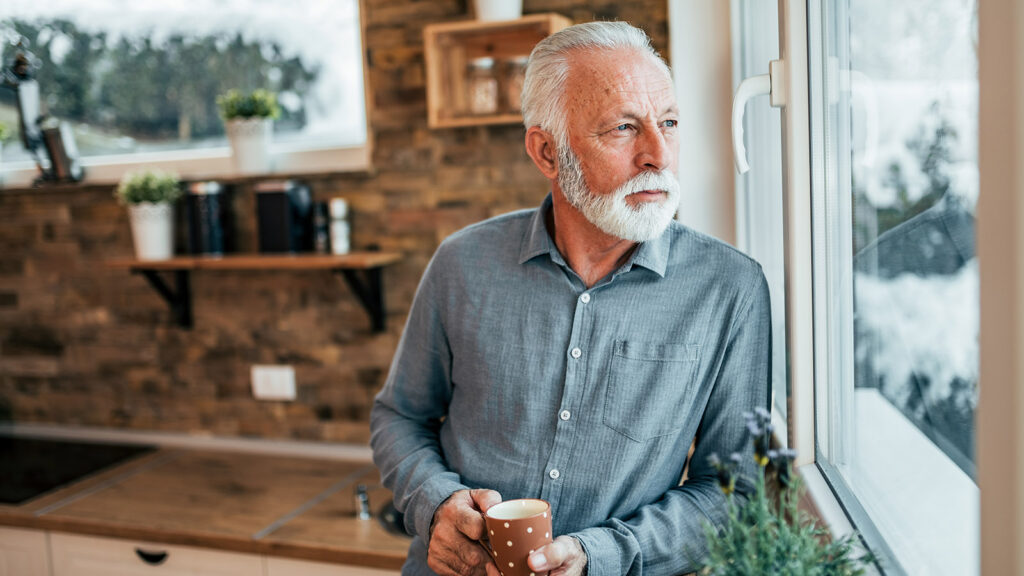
[599,105,679,126]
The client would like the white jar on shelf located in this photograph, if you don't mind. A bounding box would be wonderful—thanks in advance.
[329,197,350,255]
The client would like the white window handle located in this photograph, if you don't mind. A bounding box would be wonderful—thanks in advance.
[732,60,786,174]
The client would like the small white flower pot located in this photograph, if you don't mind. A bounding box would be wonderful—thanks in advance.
[225,117,272,174]
[473,0,522,21]
[128,202,175,261]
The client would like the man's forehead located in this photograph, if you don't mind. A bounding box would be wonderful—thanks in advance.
[565,48,676,112]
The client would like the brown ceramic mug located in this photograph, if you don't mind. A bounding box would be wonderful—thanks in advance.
[483,498,553,576]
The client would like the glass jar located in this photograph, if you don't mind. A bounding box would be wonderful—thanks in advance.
[504,56,529,114]
[466,57,498,115]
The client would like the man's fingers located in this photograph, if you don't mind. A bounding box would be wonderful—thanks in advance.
[427,530,493,576]
[470,488,503,512]
[529,536,580,572]
[452,505,487,540]
[452,489,500,541]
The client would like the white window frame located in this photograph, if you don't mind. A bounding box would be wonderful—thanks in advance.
[0,0,372,189]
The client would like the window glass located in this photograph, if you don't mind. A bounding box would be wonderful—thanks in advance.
[0,0,365,164]
[811,0,979,573]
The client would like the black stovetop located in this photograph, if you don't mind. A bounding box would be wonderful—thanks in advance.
[0,436,155,505]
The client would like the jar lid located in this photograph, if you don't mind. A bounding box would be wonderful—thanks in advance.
[469,57,495,69]
[329,197,348,219]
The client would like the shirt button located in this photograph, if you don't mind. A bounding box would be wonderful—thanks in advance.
[580,293,591,304]
[559,410,571,421]
[549,469,560,480]
[570,347,582,359]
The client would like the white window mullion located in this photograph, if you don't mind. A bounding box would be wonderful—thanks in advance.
[777,0,815,465]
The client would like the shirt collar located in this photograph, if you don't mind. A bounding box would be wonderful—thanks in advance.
[518,193,559,265]
[517,193,671,278]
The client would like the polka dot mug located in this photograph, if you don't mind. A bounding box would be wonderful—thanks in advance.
[483,498,553,576]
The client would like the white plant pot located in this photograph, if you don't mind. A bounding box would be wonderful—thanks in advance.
[473,0,522,21]
[225,117,272,174]
[128,202,175,261]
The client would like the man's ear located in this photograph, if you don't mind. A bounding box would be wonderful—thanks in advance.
[525,126,559,181]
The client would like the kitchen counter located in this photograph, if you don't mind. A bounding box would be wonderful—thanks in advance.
[0,446,410,570]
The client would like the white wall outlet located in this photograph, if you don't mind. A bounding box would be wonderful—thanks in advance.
[250,365,296,401]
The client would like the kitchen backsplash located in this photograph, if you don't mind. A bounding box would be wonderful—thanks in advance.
[0,0,668,443]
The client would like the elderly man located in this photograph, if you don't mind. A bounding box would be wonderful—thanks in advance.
[371,21,771,576]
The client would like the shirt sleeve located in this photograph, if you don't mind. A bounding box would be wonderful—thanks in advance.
[370,249,469,541]
[572,266,773,576]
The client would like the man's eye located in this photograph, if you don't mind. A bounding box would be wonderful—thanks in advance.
[615,124,630,131]
[663,119,678,128]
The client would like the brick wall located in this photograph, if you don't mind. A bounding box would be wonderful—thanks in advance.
[0,0,669,443]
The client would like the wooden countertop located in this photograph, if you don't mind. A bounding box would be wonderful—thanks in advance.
[0,447,410,569]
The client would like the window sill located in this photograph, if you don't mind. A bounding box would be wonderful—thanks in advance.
[0,140,372,190]
[811,388,978,575]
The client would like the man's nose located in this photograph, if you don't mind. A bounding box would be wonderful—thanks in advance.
[636,127,674,172]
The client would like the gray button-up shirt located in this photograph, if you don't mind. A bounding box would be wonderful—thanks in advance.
[371,195,771,576]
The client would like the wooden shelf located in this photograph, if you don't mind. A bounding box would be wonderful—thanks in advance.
[106,253,402,271]
[107,252,402,332]
[424,13,572,129]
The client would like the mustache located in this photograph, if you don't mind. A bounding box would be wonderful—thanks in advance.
[617,170,680,197]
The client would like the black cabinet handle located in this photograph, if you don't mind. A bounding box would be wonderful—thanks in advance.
[134,548,169,565]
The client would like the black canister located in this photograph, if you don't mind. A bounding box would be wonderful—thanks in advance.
[185,181,226,255]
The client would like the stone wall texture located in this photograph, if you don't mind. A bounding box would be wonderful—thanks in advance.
[0,0,669,444]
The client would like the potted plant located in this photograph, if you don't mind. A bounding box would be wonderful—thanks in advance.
[115,170,182,261]
[217,89,280,174]
[697,409,875,575]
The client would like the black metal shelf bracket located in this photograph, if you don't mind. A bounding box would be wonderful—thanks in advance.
[136,269,193,328]
[335,267,386,333]
[130,265,386,332]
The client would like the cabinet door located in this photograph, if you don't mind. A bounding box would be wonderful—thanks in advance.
[267,556,399,576]
[0,527,51,576]
[50,532,264,576]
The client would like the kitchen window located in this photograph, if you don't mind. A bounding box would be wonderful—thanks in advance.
[810,0,979,573]
[0,0,368,186]
[732,0,979,573]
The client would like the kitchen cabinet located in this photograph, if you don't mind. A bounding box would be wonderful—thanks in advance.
[0,527,50,576]
[424,13,572,128]
[267,557,400,576]
[50,532,263,576]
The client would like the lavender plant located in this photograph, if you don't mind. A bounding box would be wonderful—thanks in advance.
[699,408,874,575]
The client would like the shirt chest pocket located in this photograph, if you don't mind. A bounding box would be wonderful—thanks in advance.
[602,340,701,442]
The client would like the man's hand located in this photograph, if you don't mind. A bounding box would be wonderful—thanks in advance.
[484,535,587,576]
[428,488,503,576]
[528,536,588,576]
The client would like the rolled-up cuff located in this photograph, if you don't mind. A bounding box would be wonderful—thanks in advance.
[571,527,624,576]
[409,476,469,542]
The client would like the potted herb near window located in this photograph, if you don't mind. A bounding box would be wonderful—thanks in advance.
[217,89,280,174]
[697,409,875,575]
[115,170,182,261]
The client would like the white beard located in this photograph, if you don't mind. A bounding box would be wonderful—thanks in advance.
[557,143,681,242]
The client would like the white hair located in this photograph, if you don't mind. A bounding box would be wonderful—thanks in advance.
[521,21,671,145]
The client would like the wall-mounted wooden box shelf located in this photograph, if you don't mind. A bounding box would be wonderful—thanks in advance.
[106,253,402,332]
[424,13,572,129]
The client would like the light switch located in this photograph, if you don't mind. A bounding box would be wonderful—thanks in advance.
[250,365,296,401]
